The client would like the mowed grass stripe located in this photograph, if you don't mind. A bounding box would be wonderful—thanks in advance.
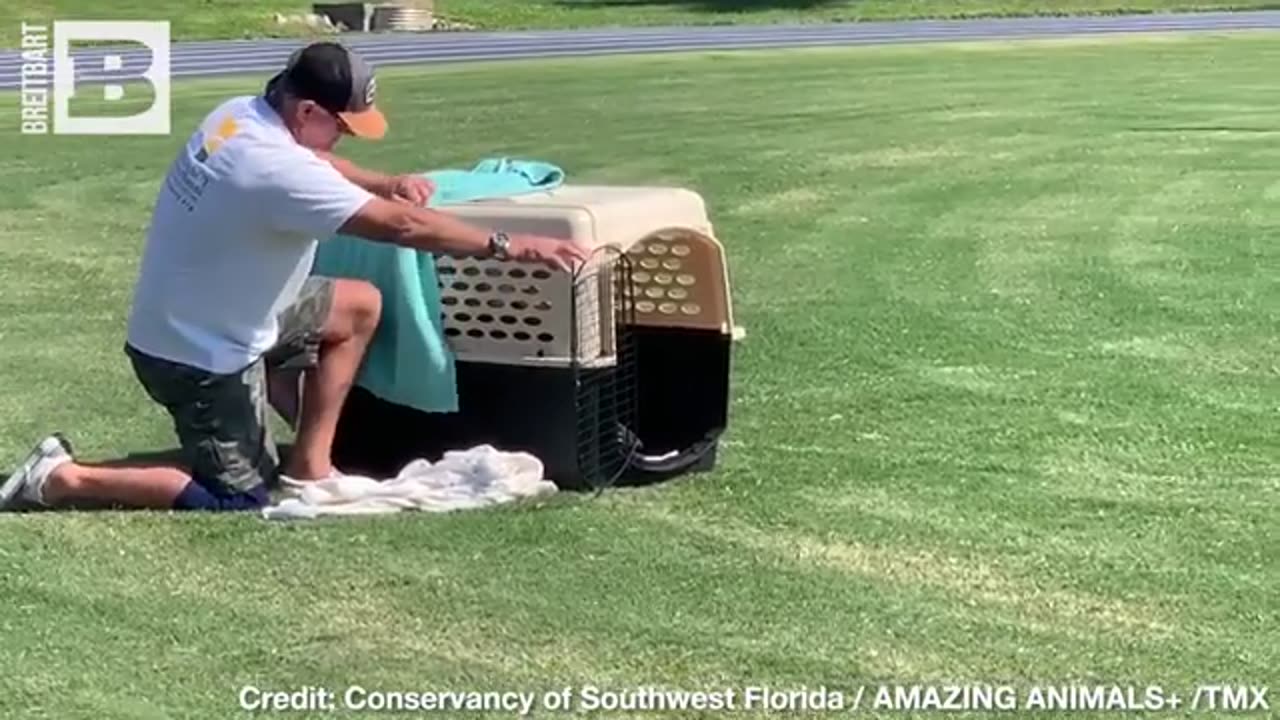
[10,0,1280,45]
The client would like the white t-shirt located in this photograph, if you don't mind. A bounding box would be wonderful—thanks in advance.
[125,95,374,373]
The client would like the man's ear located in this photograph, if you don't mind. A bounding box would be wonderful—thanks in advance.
[275,95,304,131]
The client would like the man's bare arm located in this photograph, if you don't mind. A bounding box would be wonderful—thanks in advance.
[315,150,395,198]
[341,197,490,256]
[339,197,589,273]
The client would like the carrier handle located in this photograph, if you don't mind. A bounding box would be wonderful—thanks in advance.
[615,424,723,476]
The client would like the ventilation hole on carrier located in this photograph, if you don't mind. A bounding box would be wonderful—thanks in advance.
[486,298,504,309]
[462,266,481,277]
[663,259,682,270]
[634,272,651,283]
[509,268,527,279]
[454,312,472,322]
[498,284,516,294]
[484,267,503,277]
[489,329,508,340]
[500,315,518,325]
[451,281,470,291]
[532,269,552,280]
[524,316,543,327]
[534,300,552,311]
[659,302,678,315]
[523,285,540,295]
[671,244,692,257]
[645,287,665,299]
[476,282,493,292]
[514,331,531,341]
[442,296,458,306]
[466,329,484,338]
[636,301,656,313]
[445,327,461,337]
[628,244,647,256]
[439,266,456,276]
[477,314,494,323]
[464,298,482,308]
[511,300,528,310]
[677,274,696,286]
[537,332,555,343]
[648,244,669,255]
[640,258,660,270]
[667,288,688,300]
[681,303,702,315]
[655,273,673,285]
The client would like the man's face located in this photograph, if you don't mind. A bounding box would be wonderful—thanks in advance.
[292,99,349,152]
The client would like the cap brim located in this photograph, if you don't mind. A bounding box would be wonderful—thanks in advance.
[338,106,387,140]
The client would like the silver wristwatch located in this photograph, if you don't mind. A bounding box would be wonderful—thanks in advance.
[487,231,511,260]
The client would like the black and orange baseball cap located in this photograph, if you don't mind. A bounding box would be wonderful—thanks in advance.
[265,41,387,139]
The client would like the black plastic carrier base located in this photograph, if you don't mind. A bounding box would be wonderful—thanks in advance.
[331,324,731,492]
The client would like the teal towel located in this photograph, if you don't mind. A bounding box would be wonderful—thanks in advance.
[426,158,564,205]
[311,157,565,413]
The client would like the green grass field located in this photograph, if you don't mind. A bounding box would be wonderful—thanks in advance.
[6,0,1280,45]
[440,0,1280,30]
[2,32,1278,719]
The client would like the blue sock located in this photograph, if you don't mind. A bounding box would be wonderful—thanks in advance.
[172,481,269,511]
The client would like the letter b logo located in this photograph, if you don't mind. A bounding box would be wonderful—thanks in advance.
[53,21,170,135]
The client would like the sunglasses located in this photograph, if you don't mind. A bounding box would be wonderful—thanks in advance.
[305,100,352,136]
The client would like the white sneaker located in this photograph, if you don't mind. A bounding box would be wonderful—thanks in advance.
[0,435,73,510]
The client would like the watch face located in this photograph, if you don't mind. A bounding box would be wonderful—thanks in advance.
[491,232,509,258]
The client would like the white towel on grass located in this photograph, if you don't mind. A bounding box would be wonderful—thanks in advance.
[261,445,556,520]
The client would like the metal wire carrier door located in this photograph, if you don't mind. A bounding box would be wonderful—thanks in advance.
[570,245,640,491]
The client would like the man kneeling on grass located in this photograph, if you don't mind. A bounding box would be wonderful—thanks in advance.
[0,42,587,513]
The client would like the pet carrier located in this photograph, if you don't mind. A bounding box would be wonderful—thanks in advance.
[330,185,739,491]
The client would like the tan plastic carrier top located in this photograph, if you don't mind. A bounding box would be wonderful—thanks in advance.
[437,185,735,367]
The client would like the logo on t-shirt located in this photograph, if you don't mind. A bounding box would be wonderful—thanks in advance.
[166,114,240,212]
[194,116,239,163]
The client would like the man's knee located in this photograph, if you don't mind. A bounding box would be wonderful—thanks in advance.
[329,278,382,338]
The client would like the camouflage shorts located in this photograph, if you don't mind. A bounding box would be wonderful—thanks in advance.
[126,277,336,501]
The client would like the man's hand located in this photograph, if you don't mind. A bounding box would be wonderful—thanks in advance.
[508,233,591,274]
[387,174,434,206]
